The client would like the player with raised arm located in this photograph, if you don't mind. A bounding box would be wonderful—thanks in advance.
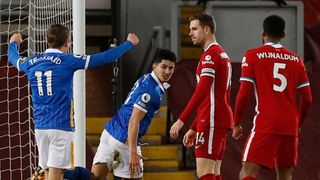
[232,15,312,180]
[8,24,139,180]
[169,13,233,180]
[84,49,176,180]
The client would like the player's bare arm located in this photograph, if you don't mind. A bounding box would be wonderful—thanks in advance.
[10,33,23,44]
[170,76,214,140]
[233,81,252,140]
[127,33,139,46]
[127,107,145,176]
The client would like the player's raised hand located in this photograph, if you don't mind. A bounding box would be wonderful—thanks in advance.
[169,119,184,140]
[183,129,196,148]
[232,124,243,140]
[10,33,23,45]
[127,33,139,46]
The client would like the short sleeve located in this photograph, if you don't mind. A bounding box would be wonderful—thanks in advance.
[133,91,155,113]
[296,58,310,89]
[16,57,29,72]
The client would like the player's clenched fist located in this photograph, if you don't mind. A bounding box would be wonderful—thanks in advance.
[10,33,23,45]
[127,33,139,46]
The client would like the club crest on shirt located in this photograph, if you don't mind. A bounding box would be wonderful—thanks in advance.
[205,55,211,61]
[141,93,151,103]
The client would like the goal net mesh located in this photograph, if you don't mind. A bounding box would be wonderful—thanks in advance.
[0,0,72,179]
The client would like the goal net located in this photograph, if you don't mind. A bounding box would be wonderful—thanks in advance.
[0,0,72,179]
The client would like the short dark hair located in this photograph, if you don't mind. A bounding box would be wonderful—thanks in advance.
[47,24,70,48]
[189,13,216,33]
[263,15,285,39]
[153,49,177,64]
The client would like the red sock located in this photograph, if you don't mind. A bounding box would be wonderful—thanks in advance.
[215,175,222,180]
[242,177,256,180]
[200,174,215,180]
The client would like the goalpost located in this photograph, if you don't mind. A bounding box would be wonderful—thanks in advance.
[0,0,85,179]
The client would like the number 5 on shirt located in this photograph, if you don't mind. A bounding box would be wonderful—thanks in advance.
[273,63,287,92]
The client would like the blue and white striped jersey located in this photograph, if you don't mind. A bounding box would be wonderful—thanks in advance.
[105,72,166,144]
[8,41,133,131]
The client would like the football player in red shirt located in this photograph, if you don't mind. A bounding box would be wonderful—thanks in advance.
[170,13,233,180]
[232,15,312,180]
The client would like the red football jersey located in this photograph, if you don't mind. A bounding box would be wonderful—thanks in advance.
[179,43,233,129]
[240,42,310,136]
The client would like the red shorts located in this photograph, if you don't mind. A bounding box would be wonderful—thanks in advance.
[194,125,228,160]
[242,131,298,169]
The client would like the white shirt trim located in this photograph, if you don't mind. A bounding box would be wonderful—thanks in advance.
[204,41,219,52]
[208,80,215,155]
[297,82,310,89]
[240,77,255,83]
[44,48,63,54]
[243,131,255,161]
[133,104,147,113]
[151,71,170,92]
[85,55,91,69]
[16,58,21,71]
[264,42,283,48]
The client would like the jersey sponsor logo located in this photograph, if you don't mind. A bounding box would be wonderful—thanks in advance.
[202,55,214,65]
[141,93,151,103]
[220,52,229,59]
[241,57,248,67]
[256,52,299,62]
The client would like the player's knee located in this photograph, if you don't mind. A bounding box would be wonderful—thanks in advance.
[64,166,91,180]
[214,160,222,175]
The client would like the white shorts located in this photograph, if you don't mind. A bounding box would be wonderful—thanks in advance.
[35,129,74,170]
[93,130,143,178]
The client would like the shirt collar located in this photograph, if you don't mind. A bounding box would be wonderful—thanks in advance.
[151,71,170,92]
[264,42,283,48]
[44,48,63,54]
[204,41,219,52]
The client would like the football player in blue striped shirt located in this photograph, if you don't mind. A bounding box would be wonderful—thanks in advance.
[8,24,139,180]
[89,49,176,179]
